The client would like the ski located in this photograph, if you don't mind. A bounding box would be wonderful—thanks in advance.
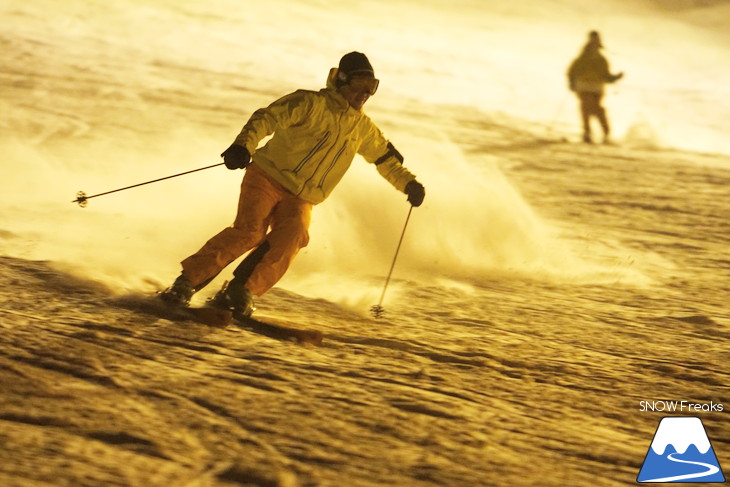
[183,305,323,345]
[113,294,323,345]
[232,313,324,345]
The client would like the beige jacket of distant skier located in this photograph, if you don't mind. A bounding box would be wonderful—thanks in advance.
[567,50,615,95]
[233,70,416,205]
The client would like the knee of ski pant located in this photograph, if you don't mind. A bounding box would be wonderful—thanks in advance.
[229,219,268,244]
[272,204,311,249]
[291,209,312,247]
[286,219,310,249]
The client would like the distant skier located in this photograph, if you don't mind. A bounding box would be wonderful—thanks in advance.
[161,52,426,317]
[567,31,624,144]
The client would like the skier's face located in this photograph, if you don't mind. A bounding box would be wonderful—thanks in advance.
[339,76,378,110]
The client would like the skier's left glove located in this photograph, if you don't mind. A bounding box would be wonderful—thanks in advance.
[221,144,251,170]
[610,72,624,83]
[405,180,425,207]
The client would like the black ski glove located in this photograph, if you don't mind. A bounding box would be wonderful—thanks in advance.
[221,144,251,170]
[405,180,425,207]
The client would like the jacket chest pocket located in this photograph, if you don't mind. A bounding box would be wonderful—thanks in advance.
[293,131,331,174]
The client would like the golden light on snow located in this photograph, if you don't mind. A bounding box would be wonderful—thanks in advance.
[1,1,729,486]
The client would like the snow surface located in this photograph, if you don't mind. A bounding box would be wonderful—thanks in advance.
[1,0,729,486]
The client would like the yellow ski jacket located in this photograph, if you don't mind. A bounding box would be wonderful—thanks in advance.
[233,71,417,205]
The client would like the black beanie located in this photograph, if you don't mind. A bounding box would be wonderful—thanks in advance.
[338,52,374,78]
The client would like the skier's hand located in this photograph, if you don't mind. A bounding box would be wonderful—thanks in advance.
[221,144,251,170]
[610,72,624,83]
[405,180,425,207]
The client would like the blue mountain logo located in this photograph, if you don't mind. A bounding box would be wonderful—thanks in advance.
[637,417,725,483]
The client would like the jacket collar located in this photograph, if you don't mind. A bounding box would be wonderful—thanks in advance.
[323,68,363,115]
[321,87,364,117]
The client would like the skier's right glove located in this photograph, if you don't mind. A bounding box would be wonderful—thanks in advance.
[405,180,425,207]
[221,144,251,170]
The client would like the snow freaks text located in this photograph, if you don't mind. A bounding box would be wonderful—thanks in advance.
[639,401,724,413]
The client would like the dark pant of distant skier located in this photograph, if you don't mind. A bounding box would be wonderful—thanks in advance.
[578,91,609,142]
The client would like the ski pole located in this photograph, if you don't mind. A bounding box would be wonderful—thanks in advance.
[72,162,225,207]
[549,94,569,125]
[370,205,414,319]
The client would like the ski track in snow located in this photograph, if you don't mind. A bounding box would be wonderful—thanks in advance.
[1,1,730,486]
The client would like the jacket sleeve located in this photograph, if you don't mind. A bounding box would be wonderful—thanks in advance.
[358,118,416,192]
[567,58,578,82]
[598,56,612,81]
[233,90,314,153]
[567,59,579,89]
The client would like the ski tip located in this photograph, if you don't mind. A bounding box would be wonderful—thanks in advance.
[236,315,324,345]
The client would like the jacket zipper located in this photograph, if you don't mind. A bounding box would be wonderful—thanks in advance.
[293,131,330,174]
[317,143,347,188]
[297,110,350,198]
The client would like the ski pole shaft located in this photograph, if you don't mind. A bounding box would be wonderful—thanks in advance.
[72,162,225,207]
[549,93,569,125]
[371,205,414,318]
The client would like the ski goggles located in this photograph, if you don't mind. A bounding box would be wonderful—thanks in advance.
[349,76,379,95]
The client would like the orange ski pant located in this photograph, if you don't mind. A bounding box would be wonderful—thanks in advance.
[180,164,312,296]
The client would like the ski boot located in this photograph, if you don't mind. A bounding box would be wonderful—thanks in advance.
[207,278,255,319]
[159,273,195,306]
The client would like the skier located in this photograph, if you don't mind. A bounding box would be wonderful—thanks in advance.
[567,31,624,144]
[160,52,426,318]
